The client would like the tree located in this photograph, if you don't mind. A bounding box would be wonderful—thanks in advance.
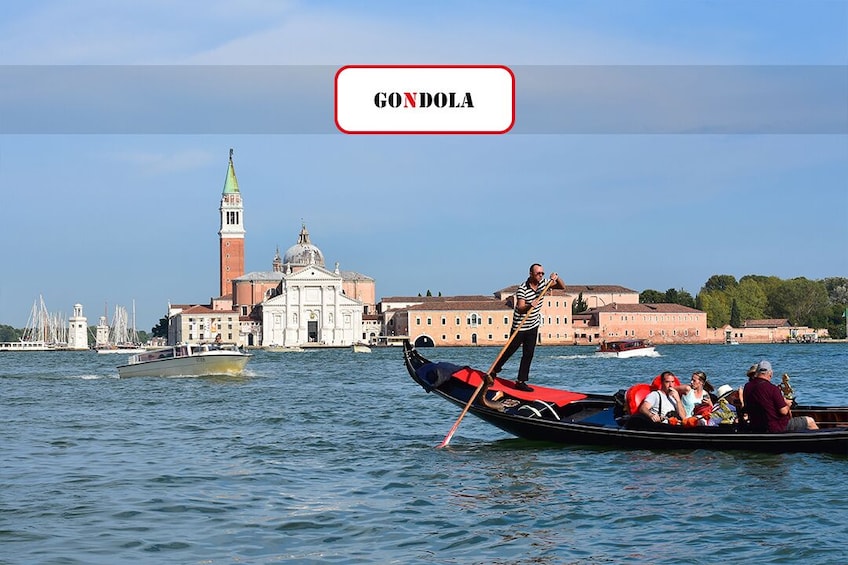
[825,304,847,340]
[572,292,588,314]
[665,288,695,308]
[729,299,741,328]
[702,275,738,293]
[767,277,830,326]
[640,289,666,304]
[151,316,169,338]
[824,277,848,305]
[0,324,21,342]
[730,278,768,322]
[697,290,730,328]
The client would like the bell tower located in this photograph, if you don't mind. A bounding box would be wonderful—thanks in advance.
[218,148,245,297]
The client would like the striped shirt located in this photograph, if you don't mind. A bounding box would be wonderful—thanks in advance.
[511,278,547,331]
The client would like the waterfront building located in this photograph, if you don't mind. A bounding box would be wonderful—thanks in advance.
[573,302,707,345]
[167,305,241,345]
[719,319,827,344]
[167,150,375,348]
[380,290,573,347]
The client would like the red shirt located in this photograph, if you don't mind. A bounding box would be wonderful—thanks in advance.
[743,377,790,432]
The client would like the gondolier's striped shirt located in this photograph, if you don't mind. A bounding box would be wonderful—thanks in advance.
[511,279,548,332]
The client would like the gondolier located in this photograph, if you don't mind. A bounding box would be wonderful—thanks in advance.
[490,263,565,391]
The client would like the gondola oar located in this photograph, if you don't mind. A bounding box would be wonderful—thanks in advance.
[436,278,557,448]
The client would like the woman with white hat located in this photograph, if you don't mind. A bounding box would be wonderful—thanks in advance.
[707,384,741,426]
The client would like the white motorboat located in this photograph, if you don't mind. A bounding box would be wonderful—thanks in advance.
[596,339,658,358]
[117,343,251,378]
[352,342,372,353]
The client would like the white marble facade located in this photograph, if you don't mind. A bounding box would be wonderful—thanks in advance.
[261,265,363,347]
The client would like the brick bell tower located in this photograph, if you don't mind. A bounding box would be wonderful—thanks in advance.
[218,148,245,297]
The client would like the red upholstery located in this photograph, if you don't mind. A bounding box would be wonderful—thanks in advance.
[625,383,652,415]
[451,366,587,406]
[651,373,680,390]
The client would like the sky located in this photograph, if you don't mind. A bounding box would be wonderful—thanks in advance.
[1,0,846,332]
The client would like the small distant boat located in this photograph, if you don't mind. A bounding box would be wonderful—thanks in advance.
[96,345,147,355]
[263,345,305,352]
[597,339,656,358]
[727,340,740,346]
[352,342,372,353]
[117,343,251,378]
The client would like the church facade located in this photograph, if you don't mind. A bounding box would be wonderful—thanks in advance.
[168,150,375,348]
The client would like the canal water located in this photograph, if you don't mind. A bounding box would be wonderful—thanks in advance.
[2,343,846,564]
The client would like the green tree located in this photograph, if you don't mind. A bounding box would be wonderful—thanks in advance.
[730,278,768,322]
[702,275,737,293]
[0,324,22,342]
[665,288,695,308]
[729,299,741,328]
[640,289,666,304]
[825,304,847,340]
[823,277,848,305]
[572,292,588,314]
[151,317,169,338]
[768,277,830,326]
[697,290,730,328]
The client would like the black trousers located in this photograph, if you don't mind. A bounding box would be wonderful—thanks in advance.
[492,326,539,382]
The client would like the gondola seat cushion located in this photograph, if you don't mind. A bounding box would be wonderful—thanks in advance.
[625,383,652,415]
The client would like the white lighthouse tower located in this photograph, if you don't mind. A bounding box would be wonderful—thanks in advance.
[67,303,89,350]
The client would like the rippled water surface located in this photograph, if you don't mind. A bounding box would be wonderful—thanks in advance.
[2,343,847,564]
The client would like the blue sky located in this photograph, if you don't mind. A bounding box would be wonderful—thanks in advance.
[1,0,846,332]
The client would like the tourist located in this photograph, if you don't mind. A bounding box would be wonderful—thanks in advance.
[678,370,714,417]
[490,263,565,392]
[743,360,818,432]
[706,384,740,425]
[638,371,686,423]
[746,363,758,380]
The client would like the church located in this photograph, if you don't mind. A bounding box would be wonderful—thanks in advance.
[168,150,376,348]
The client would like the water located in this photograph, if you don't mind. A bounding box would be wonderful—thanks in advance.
[2,344,847,564]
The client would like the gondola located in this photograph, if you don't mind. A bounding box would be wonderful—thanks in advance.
[403,341,848,454]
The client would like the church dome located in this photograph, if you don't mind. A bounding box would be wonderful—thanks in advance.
[283,224,325,268]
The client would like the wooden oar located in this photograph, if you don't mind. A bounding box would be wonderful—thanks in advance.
[436,278,557,448]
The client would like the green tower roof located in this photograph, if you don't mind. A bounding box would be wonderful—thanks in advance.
[222,148,240,194]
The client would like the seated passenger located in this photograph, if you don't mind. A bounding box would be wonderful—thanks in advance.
[743,360,818,432]
[706,384,740,426]
[677,370,714,417]
[638,371,686,424]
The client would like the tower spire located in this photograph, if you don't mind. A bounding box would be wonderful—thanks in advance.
[219,149,245,297]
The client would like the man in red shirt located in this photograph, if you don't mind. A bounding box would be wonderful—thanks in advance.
[742,360,818,432]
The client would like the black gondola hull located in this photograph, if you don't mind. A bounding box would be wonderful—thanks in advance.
[403,341,848,454]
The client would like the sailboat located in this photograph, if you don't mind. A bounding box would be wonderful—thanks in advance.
[95,301,146,354]
[0,295,65,351]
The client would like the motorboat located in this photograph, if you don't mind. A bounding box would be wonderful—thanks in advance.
[117,343,251,378]
[596,339,657,358]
